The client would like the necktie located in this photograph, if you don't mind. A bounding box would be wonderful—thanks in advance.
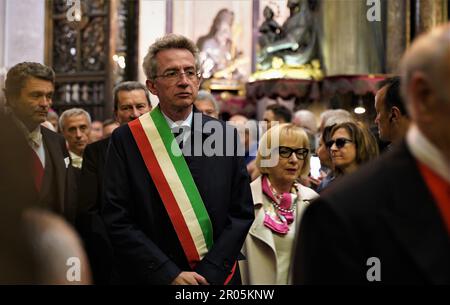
[71,155,83,169]
[28,130,42,148]
[31,148,44,191]
[173,127,184,149]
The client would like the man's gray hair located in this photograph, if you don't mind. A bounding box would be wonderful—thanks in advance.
[59,108,91,131]
[142,34,201,80]
[320,109,354,128]
[293,110,318,134]
[113,81,151,111]
[196,90,219,112]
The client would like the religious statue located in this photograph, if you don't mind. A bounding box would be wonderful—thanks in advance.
[197,9,243,80]
[254,0,323,80]
[259,6,282,49]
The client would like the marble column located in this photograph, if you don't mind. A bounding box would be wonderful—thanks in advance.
[386,0,407,74]
[320,0,384,75]
[417,0,448,35]
[138,0,166,106]
[3,0,45,67]
[0,0,5,107]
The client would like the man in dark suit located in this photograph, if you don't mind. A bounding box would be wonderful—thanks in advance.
[374,76,410,149]
[293,24,450,284]
[0,110,37,283]
[101,34,254,284]
[3,62,75,223]
[78,81,152,214]
[0,111,92,284]
[76,81,152,284]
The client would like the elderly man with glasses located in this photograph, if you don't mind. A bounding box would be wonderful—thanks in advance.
[101,34,254,285]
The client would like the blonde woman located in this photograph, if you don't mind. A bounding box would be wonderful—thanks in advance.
[239,123,318,284]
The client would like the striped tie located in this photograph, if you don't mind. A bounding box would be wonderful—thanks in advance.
[173,127,185,149]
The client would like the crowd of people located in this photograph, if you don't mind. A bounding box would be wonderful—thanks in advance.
[1,23,449,284]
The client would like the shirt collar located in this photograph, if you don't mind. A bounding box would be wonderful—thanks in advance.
[406,124,450,183]
[29,126,43,148]
[12,115,43,148]
[161,110,193,131]
[69,151,83,169]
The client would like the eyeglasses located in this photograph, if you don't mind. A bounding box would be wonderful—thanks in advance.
[154,68,200,83]
[326,138,353,149]
[278,146,309,160]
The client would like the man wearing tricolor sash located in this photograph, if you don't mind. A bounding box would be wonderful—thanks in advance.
[101,34,254,284]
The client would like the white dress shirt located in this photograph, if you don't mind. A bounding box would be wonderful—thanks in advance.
[406,124,450,183]
[162,110,193,144]
[69,151,83,169]
[13,116,46,167]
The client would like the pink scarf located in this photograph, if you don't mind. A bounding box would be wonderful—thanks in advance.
[261,175,298,234]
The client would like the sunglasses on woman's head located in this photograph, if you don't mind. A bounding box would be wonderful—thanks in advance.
[326,138,353,149]
[278,146,309,160]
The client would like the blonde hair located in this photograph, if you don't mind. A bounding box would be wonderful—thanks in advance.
[256,123,311,178]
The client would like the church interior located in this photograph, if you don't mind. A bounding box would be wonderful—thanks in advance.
[1,0,450,287]
[1,0,448,126]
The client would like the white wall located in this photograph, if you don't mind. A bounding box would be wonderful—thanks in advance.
[0,0,45,104]
[0,0,6,77]
[0,0,5,104]
[139,0,166,106]
[3,0,46,67]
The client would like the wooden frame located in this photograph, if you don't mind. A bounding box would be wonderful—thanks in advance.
[44,0,139,120]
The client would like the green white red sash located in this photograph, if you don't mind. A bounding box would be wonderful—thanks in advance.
[128,107,213,268]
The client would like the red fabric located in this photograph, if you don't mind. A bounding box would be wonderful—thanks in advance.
[417,162,450,236]
[246,75,388,103]
[31,149,44,192]
[224,261,237,285]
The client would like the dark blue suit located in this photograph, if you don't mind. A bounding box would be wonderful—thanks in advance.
[101,111,254,284]
[76,137,120,284]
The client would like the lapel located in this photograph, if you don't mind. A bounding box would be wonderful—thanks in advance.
[182,108,211,177]
[380,142,450,284]
[296,183,318,218]
[249,176,319,256]
[41,127,66,210]
[249,176,277,255]
[37,145,52,202]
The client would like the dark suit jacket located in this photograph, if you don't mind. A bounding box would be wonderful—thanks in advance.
[76,137,119,284]
[2,113,76,223]
[0,112,38,283]
[5,122,75,223]
[0,111,38,213]
[78,137,110,214]
[101,111,254,284]
[40,127,75,221]
[293,141,450,284]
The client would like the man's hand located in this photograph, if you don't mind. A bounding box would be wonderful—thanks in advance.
[171,271,209,285]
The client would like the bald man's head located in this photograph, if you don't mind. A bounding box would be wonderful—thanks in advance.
[400,23,450,159]
[401,24,450,108]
